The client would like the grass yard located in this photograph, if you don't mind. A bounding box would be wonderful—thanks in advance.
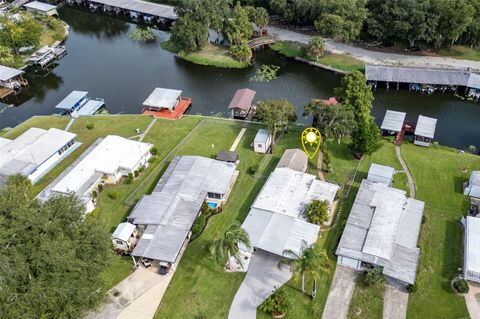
[347,280,384,319]
[437,45,480,61]
[402,143,478,319]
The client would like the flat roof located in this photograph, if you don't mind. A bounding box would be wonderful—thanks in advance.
[367,163,395,185]
[90,0,177,19]
[336,179,424,284]
[0,64,24,81]
[143,88,182,110]
[130,156,237,263]
[55,91,88,109]
[414,115,437,138]
[0,128,76,177]
[228,88,256,111]
[276,148,308,173]
[381,110,406,132]
[465,216,480,277]
[23,1,57,11]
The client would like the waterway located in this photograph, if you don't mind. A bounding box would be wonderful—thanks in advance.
[1,7,479,150]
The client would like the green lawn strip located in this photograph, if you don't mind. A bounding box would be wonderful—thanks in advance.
[437,45,480,61]
[402,142,476,319]
[347,281,384,319]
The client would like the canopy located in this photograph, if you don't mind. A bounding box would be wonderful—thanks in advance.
[143,88,182,110]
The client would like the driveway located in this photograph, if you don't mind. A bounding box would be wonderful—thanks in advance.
[322,265,359,319]
[465,282,480,319]
[228,250,292,319]
[383,278,409,319]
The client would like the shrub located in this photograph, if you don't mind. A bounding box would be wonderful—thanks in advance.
[364,267,385,287]
[107,190,119,200]
[191,214,207,240]
[407,283,418,293]
[90,208,101,218]
[85,122,94,130]
[229,45,252,62]
[259,286,293,317]
[150,147,158,156]
[97,184,104,192]
[129,27,156,41]
[91,190,97,198]
[138,165,145,173]
[148,157,156,164]
[134,170,139,177]
[421,215,427,224]
[453,278,469,293]
[248,163,259,175]
[305,199,330,225]
[467,145,477,154]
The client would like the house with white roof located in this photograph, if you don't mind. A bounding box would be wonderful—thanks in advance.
[38,135,152,213]
[381,110,406,134]
[0,127,78,186]
[336,176,424,285]
[143,88,182,111]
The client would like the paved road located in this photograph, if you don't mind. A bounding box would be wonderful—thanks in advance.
[228,250,292,319]
[322,265,360,319]
[383,278,409,319]
[268,26,480,71]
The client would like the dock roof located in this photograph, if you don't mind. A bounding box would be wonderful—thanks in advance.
[55,91,88,109]
[90,0,176,19]
[0,65,24,81]
[143,88,182,110]
[414,115,437,139]
[276,148,308,173]
[367,163,395,185]
[336,179,424,284]
[381,110,406,132]
[228,88,256,111]
[23,1,57,11]
[130,156,237,263]
[76,99,105,116]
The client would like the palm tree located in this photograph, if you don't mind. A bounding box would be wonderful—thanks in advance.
[308,36,325,62]
[278,240,330,295]
[212,221,251,270]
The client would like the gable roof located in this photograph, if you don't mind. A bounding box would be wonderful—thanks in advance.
[228,88,256,111]
[381,110,406,132]
[415,115,437,138]
[276,149,308,173]
[112,222,136,242]
[367,163,395,185]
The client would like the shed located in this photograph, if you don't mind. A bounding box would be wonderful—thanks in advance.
[112,222,137,252]
[23,1,58,16]
[254,129,271,154]
[463,216,480,283]
[216,150,238,163]
[414,115,437,147]
[465,171,480,207]
[367,163,395,185]
[381,110,406,133]
[276,148,308,173]
[228,88,256,119]
[143,88,182,111]
[55,91,89,113]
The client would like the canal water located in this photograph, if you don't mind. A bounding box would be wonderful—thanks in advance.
[1,7,479,150]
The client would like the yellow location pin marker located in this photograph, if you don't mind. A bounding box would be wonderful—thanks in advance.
[301,127,322,159]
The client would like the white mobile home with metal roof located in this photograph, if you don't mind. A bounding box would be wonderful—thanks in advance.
[462,216,480,283]
[0,128,78,186]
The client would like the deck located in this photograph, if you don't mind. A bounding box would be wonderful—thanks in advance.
[0,87,14,99]
[142,97,191,120]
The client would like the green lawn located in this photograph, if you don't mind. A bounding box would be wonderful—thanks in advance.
[437,45,480,61]
[402,142,477,319]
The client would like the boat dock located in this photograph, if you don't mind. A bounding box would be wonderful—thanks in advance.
[0,65,28,99]
[67,0,177,25]
[55,90,105,116]
[142,88,191,120]
[28,45,67,68]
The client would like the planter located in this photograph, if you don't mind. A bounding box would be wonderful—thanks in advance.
[272,312,286,318]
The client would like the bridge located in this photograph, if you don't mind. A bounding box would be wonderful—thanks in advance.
[247,35,277,49]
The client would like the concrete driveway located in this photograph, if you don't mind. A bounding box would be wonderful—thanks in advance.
[322,265,359,319]
[465,282,480,319]
[383,278,409,319]
[228,250,292,319]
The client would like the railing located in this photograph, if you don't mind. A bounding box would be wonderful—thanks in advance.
[247,35,277,48]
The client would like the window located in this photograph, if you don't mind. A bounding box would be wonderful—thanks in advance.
[115,240,124,245]
[207,192,222,199]
[257,144,262,148]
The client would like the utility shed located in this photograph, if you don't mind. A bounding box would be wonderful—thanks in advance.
[463,216,480,283]
[228,88,256,119]
[143,88,182,111]
[336,179,424,285]
[276,148,308,173]
[465,171,480,207]
[254,129,272,154]
[23,1,58,16]
[414,115,437,147]
[367,163,395,186]
[381,110,406,133]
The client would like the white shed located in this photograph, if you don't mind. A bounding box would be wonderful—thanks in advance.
[367,163,395,185]
[254,129,272,154]
[112,222,137,252]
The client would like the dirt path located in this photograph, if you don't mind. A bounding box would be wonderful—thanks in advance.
[317,151,325,181]
[268,26,480,71]
[229,128,246,152]
[395,145,415,198]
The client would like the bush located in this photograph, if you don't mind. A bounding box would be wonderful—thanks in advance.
[129,27,156,41]
[107,190,119,200]
[248,163,259,175]
[86,122,94,130]
[421,215,427,224]
[259,286,293,317]
[138,165,145,173]
[134,170,140,177]
[191,214,207,239]
[305,199,330,225]
[467,145,477,154]
[407,283,418,293]
[453,278,469,293]
[364,267,385,287]
[90,208,101,218]
[229,45,252,62]
[97,184,104,192]
[91,190,97,198]
[150,147,158,156]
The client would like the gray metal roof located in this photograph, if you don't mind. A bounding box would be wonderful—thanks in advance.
[90,0,176,18]
[23,1,57,11]
[336,179,424,284]
[129,156,237,262]
[55,91,88,109]
[464,216,480,280]
[414,115,437,138]
[465,171,480,198]
[254,129,270,144]
[380,110,406,132]
[276,149,308,173]
[216,150,238,163]
[0,64,24,81]
[76,99,104,116]
[367,163,395,185]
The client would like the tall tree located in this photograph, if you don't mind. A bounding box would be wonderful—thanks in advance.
[212,221,251,269]
[307,36,325,61]
[170,16,208,52]
[278,241,330,295]
[0,175,112,318]
[335,71,380,157]
[432,0,474,47]
[255,99,297,147]
[225,2,254,45]
[0,14,42,54]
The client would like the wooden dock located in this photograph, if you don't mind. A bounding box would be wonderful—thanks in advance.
[142,97,191,120]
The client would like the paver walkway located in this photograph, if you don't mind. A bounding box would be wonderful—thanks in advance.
[229,127,246,151]
[395,145,415,198]
[383,278,409,319]
[322,265,360,319]
[465,282,480,319]
[138,117,157,142]
[268,26,480,71]
[228,250,292,319]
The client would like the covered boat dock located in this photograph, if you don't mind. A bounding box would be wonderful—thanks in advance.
[142,88,191,120]
[228,88,256,119]
[0,65,28,99]
[55,90,105,116]
[381,110,407,145]
[414,115,437,147]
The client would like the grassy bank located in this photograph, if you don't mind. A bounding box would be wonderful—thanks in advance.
[162,40,250,69]
[270,41,365,73]
[437,45,480,61]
